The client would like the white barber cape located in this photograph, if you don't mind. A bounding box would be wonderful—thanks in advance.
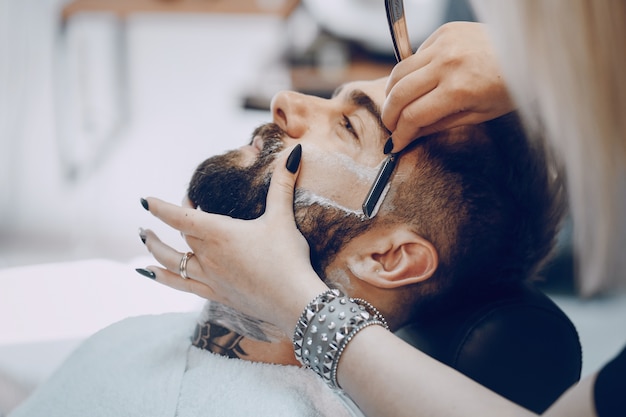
[9,313,359,417]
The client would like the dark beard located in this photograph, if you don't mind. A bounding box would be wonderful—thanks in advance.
[187,123,285,220]
[186,122,373,276]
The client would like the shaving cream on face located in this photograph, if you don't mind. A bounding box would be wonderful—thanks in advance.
[296,189,367,219]
[295,144,385,213]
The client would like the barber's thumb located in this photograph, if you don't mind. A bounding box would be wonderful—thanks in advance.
[389,124,422,154]
[285,144,302,175]
[265,144,301,216]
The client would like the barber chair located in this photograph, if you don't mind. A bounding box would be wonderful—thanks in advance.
[395,282,582,414]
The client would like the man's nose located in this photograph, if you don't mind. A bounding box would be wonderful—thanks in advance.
[270,91,328,139]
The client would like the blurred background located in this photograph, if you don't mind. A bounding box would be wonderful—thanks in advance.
[0,0,477,267]
[0,0,624,414]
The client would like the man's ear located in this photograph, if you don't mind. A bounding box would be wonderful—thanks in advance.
[346,226,438,289]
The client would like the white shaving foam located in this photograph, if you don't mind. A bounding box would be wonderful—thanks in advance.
[291,144,388,219]
[302,144,381,183]
[296,189,367,220]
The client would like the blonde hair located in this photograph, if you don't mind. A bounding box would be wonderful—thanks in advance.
[472,0,626,296]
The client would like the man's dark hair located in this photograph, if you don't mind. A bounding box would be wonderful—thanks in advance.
[393,113,564,312]
[300,112,565,320]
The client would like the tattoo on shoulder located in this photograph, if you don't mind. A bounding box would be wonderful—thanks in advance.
[192,322,247,359]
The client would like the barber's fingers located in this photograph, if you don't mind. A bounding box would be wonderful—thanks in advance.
[385,50,433,100]
[403,109,485,139]
[384,62,505,152]
[178,197,195,240]
[141,264,214,299]
[383,59,438,144]
[391,89,469,144]
[138,228,214,298]
[140,228,197,276]
[143,196,237,242]
[383,22,510,153]
[263,144,301,220]
[142,197,205,238]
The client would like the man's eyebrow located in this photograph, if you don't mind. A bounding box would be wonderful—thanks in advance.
[332,84,391,137]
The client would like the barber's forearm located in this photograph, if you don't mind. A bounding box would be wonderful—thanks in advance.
[337,325,534,417]
[280,272,330,335]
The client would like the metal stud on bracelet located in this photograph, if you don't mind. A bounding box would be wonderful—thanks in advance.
[293,289,389,390]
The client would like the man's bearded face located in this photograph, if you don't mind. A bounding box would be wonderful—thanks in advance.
[186,123,372,276]
[187,123,284,220]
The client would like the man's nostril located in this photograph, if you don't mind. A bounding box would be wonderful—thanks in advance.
[276,108,286,123]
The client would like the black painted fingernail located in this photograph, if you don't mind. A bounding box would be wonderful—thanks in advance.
[138,228,147,244]
[140,198,149,211]
[383,137,394,154]
[135,268,156,280]
[286,144,302,174]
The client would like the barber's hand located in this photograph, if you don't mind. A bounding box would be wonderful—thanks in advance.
[382,21,515,153]
[138,145,329,334]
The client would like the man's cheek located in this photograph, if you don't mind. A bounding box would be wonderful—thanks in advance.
[297,159,374,213]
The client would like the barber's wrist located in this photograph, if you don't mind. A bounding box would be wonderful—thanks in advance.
[292,288,389,390]
[281,272,330,336]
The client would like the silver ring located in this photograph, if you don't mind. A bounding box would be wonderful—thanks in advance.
[179,251,194,280]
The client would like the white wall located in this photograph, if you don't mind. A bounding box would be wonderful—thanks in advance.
[0,0,56,235]
[0,1,289,266]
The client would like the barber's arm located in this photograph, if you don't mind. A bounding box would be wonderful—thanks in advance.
[139,146,597,417]
[382,21,515,153]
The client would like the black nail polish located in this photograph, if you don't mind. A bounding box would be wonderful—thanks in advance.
[140,198,149,211]
[286,144,302,174]
[138,228,147,244]
[135,268,156,279]
[383,137,394,154]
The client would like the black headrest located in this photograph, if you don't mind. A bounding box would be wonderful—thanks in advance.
[395,282,582,414]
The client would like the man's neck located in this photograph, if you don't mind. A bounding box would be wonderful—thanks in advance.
[191,302,299,366]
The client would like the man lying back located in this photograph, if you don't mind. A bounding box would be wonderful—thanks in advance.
[181,77,562,353]
[10,78,563,417]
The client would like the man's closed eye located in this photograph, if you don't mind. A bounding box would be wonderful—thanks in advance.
[342,115,359,141]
